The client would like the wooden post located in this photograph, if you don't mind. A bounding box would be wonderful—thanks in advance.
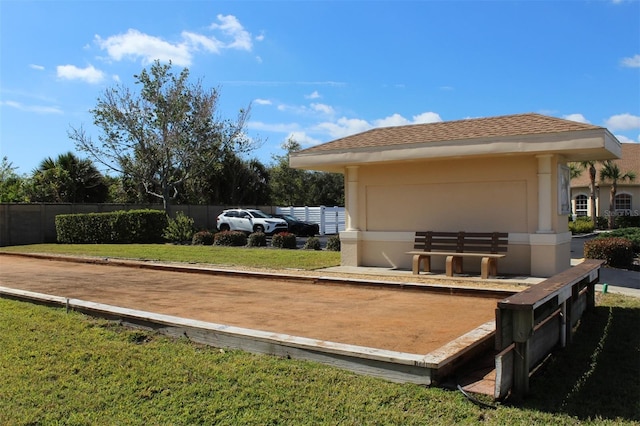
[512,309,533,397]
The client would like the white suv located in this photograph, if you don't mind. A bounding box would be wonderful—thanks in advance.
[216,209,289,235]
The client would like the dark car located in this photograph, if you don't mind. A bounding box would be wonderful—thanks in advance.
[272,214,320,237]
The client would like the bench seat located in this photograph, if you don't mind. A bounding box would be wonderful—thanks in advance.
[406,231,508,279]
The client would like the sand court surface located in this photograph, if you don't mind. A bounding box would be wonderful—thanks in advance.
[0,255,506,354]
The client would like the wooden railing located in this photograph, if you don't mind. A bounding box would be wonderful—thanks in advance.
[494,259,604,399]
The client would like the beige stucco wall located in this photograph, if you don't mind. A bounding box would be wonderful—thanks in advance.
[571,185,640,219]
[340,154,572,277]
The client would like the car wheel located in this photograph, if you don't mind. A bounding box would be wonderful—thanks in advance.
[254,224,265,233]
[219,223,230,232]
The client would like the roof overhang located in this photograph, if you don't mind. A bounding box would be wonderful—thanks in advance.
[290,128,622,173]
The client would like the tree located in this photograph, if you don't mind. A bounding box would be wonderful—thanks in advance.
[599,160,636,228]
[269,138,308,206]
[28,152,108,203]
[268,138,344,206]
[0,156,28,202]
[69,60,254,211]
[571,161,600,225]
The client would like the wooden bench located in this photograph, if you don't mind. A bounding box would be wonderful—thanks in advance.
[406,231,508,279]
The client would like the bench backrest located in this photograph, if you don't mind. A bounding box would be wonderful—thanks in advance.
[414,231,508,253]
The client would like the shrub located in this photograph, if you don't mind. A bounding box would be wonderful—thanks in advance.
[213,230,247,247]
[584,237,634,269]
[303,236,321,250]
[326,234,341,251]
[595,227,640,253]
[615,215,640,229]
[596,216,608,230]
[272,232,297,249]
[247,232,267,247]
[55,209,167,244]
[163,211,195,244]
[191,230,214,245]
[569,217,595,235]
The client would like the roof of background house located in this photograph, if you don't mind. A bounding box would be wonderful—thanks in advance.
[571,143,640,188]
[297,113,604,154]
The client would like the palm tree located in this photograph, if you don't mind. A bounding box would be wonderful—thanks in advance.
[570,161,600,225]
[599,160,637,228]
[31,152,108,202]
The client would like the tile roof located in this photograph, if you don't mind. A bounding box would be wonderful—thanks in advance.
[298,113,604,154]
[571,143,640,188]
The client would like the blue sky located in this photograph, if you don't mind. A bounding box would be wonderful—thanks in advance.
[1,0,639,176]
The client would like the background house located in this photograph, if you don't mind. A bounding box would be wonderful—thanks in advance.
[291,113,621,277]
[570,143,639,221]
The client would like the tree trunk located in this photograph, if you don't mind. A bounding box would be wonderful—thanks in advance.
[608,184,616,229]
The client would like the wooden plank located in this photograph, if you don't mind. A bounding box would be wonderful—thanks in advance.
[494,344,514,400]
[497,260,603,310]
[406,251,505,258]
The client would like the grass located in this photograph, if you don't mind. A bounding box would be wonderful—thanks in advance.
[0,243,341,270]
[0,294,638,425]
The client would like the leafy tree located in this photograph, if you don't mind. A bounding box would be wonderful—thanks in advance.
[268,138,344,206]
[269,138,308,206]
[27,152,108,203]
[0,156,28,202]
[69,60,255,211]
[599,160,636,229]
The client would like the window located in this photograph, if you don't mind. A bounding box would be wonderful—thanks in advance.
[575,194,588,217]
[614,193,632,213]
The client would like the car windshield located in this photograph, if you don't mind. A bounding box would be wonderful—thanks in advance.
[249,210,270,218]
[282,215,298,221]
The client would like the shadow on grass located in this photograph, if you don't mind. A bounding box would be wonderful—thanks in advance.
[517,299,640,421]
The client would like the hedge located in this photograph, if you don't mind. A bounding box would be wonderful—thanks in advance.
[55,209,168,244]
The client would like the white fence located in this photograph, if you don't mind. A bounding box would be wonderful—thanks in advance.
[275,206,345,235]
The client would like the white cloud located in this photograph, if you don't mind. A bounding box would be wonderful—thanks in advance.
[209,14,252,51]
[373,111,442,128]
[563,113,590,124]
[286,131,322,147]
[621,54,640,68]
[305,91,321,99]
[374,113,410,128]
[412,111,443,124]
[182,31,223,54]
[605,113,640,130]
[1,100,63,114]
[254,98,272,105]
[56,64,105,84]
[311,103,334,115]
[93,15,252,67]
[95,29,192,66]
[315,117,372,139]
[615,134,640,143]
[29,64,45,71]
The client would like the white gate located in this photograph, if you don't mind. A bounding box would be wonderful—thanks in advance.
[275,206,345,235]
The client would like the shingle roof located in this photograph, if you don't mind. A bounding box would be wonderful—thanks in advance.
[298,113,604,154]
[571,143,640,188]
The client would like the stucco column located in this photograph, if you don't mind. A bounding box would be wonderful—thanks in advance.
[536,154,553,233]
[345,166,360,231]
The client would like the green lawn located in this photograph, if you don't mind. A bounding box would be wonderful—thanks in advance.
[0,294,638,425]
[0,243,341,270]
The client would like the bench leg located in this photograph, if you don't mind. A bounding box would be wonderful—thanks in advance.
[446,256,462,277]
[481,257,498,279]
[412,255,431,275]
